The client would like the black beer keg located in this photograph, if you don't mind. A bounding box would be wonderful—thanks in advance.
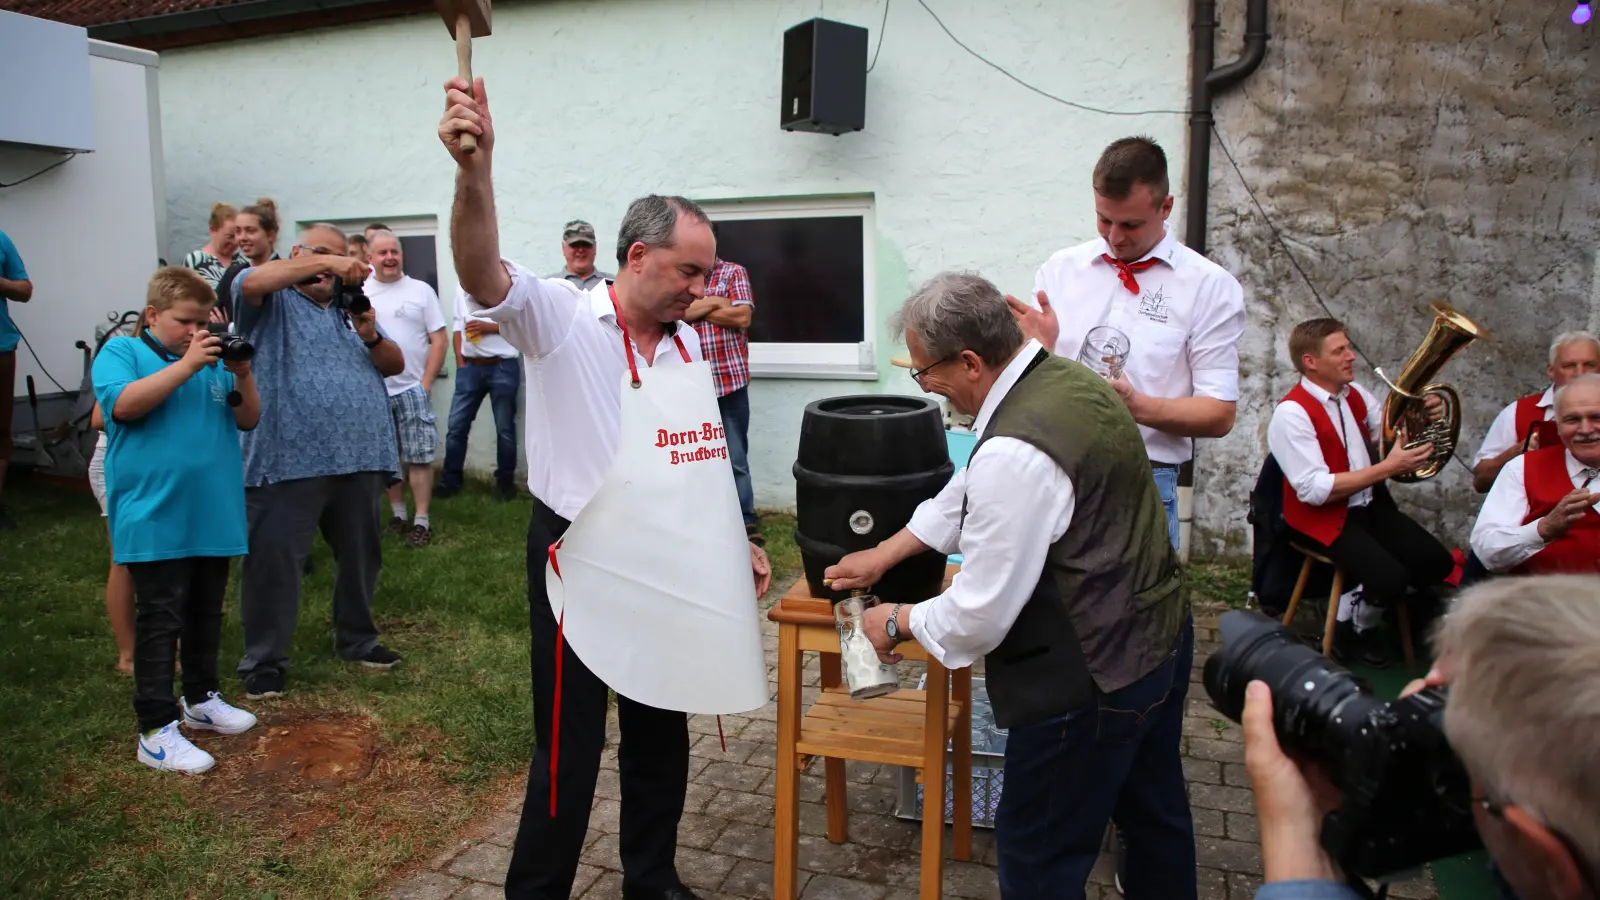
[793,395,955,606]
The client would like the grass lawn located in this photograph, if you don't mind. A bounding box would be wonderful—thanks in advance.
[0,473,799,900]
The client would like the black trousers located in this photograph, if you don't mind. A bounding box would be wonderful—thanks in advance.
[505,500,689,900]
[127,556,231,733]
[1289,498,1454,611]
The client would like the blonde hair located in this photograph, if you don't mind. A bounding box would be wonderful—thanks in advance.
[207,202,238,231]
[135,267,216,336]
[239,197,279,237]
[1437,576,1600,877]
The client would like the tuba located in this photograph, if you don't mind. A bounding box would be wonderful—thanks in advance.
[1374,302,1486,483]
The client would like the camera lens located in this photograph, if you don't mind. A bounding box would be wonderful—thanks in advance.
[1203,610,1383,759]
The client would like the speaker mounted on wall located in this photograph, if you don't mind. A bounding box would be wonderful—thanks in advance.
[781,17,868,136]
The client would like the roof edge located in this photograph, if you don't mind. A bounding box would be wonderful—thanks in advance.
[86,0,432,50]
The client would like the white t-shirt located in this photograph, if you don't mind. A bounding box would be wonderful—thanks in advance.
[367,275,446,396]
[1032,229,1246,464]
[452,281,519,359]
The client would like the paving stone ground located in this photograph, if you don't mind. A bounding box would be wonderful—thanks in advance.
[385,615,1438,900]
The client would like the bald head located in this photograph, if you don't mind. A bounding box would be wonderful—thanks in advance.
[298,223,349,255]
[1554,373,1600,466]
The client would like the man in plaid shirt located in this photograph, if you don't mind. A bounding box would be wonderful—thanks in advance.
[686,225,760,543]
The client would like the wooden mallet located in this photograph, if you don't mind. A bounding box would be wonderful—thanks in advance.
[436,0,492,154]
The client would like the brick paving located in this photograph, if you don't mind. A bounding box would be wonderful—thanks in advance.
[385,615,1439,900]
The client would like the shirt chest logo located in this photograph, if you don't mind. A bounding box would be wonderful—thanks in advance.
[1137,285,1171,325]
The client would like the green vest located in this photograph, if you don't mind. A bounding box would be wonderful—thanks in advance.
[974,351,1186,728]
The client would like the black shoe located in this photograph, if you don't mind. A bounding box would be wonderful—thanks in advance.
[494,481,518,502]
[244,669,284,700]
[385,516,408,536]
[1110,825,1127,895]
[436,483,461,499]
[622,886,703,900]
[0,506,15,531]
[355,645,402,670]
[407,524,433,548]
[1332,621,1387,669]
[745,522,765,547]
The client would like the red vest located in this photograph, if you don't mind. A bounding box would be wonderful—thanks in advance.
[1281,383,1371,546]
[1513,392,1559,450]
[1514,446,1600,575]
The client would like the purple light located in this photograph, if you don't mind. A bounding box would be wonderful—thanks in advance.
[1575,2,1592,24]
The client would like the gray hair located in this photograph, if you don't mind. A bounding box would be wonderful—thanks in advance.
[1549,330,1600,366]
[1436,576,1600,878]
[890,271,1025,367]
[615,195,711,267]
[366,228,399,247]
[1553,372,1600,414]
[300,222,348,248]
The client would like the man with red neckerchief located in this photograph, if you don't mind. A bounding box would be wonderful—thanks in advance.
[1471,373,1600,575]
[1265,318,1454,666]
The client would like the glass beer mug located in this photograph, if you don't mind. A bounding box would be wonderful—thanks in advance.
[834,590,900,701]
[1077,325,1131,380]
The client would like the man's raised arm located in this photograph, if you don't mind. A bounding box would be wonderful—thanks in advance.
[440,76,511,309]
[238,256,367,306]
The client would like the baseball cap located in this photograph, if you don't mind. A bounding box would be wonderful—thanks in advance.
[563,220,597,246]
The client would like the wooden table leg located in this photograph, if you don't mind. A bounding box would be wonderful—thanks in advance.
[950,666,972,862]
[774,624,803,900]
[818,651,850,844]
[918,661,949,900]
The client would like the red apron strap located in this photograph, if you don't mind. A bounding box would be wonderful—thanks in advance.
[607,284,643,388]
[673,333,692,363]
[548,540,565,817]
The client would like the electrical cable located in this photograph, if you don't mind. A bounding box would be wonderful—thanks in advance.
[866,0,891,73]
[0,152,79,189]
[15,327,71,395]
[912,0,1189,117]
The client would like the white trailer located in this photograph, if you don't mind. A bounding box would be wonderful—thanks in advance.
[0,10,166,477]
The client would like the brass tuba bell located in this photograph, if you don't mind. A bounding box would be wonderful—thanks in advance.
[1374,302,1486,483]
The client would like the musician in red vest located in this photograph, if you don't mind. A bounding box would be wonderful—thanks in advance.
[1471,330,1600,493]
[1266,318,1455,665]
[1470,374,1600,575]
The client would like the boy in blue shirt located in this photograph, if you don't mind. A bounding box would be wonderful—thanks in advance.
[0,229,34,530]
[94,267,262,775]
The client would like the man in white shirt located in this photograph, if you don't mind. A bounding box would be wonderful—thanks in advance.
[437,280,523,501]
[1266,318,1454,665]
[1010,137,1245,551]
[438,77,769,900]
[365,230,447,548]
[827,272,1195,900]
[1470,374,1600,575]
[1471,331,1600,493]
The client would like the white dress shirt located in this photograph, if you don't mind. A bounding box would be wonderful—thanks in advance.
[902,341,1076,669]
[366,275,446,396]
[1469,449,1600,572]
[1267,377,1383,509]
[1473,387,1553,464]
[468,261,702,519]
[1032,228,1246,464]
[452,281,519,359]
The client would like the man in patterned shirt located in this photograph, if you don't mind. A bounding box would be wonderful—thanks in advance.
[685,225,758,541]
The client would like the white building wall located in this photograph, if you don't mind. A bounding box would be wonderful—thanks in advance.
[156,0,1193,515]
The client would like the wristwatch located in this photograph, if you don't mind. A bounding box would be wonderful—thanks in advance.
[885,604,908,644]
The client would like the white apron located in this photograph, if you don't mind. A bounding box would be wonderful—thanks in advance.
[547,288,767,720]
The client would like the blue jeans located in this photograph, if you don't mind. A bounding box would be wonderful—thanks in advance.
[995,618,1197,900]
[717,386,756,527]
[1152,465,1180,551]
[441,357,521,490]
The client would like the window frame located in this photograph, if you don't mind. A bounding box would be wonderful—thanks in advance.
[697,195,877,381]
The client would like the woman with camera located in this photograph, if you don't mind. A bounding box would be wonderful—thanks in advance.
[92,267,261,775]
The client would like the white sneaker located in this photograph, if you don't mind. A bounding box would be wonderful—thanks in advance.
[137,721,215,775]
[181,692,258,736]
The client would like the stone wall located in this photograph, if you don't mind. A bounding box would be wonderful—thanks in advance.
[1193,0,1599,555]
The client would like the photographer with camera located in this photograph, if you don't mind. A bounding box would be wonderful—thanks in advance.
[93,267,262,774]
[230,223,405,701]
[1207,576,1599,900]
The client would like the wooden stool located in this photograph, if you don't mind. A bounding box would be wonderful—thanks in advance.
[1280,543,1416,670]
[769,569,973,900]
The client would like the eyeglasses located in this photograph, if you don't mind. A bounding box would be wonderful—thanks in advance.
[292,244,337,256]
[908,353,960,385]
[1475,793,1597,893]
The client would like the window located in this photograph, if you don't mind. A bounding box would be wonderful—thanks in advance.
[699,196,876,379]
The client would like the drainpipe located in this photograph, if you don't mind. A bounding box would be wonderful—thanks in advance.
[1178,0,1268,562]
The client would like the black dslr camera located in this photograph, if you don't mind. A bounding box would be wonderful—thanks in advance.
[1203,610,1481,881]
[205,323,254,362]
[332,277,370,316]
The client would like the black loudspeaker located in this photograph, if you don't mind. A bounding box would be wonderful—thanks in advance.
[781,18,868,135]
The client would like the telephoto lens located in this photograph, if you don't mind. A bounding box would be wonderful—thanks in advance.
[1202,610,1480,880]
[334,278,371,316]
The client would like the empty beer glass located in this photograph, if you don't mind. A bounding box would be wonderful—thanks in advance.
[1078,326,1131,380]
[834,591,900,701]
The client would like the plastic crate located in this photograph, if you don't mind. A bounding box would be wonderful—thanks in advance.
[892,676,1006,829]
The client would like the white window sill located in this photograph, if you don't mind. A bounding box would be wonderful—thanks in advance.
[751,362,879,381]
